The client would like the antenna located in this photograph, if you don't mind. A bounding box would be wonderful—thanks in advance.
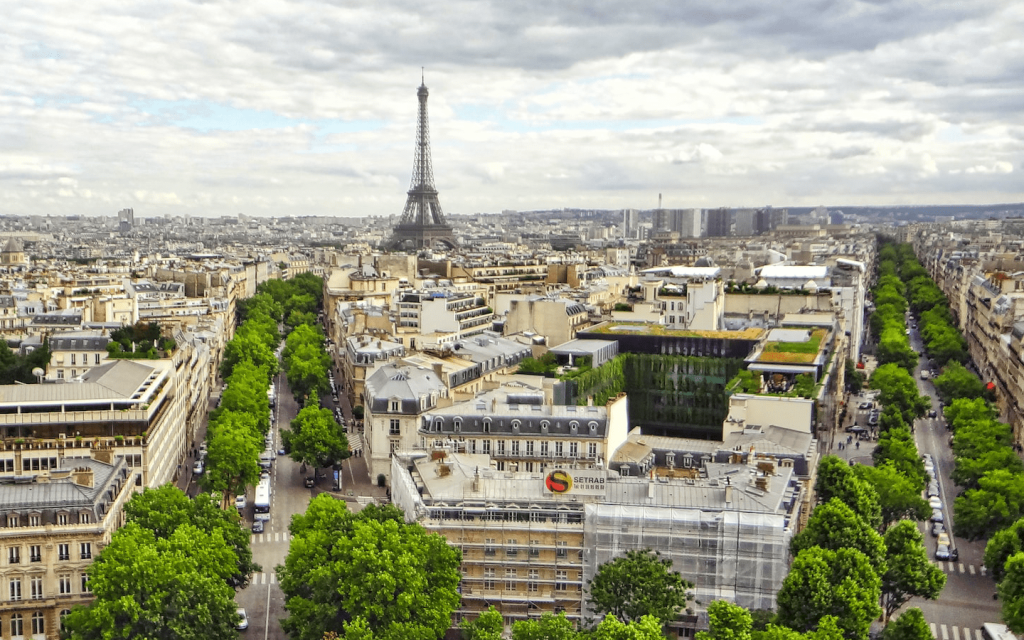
[421,67,424,85]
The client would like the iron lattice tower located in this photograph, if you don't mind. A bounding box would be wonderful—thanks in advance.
[389,76,455,249]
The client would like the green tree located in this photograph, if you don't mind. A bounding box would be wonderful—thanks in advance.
[591,615,666,640]
[878,404,908,433]
[790,498,886,567]
[880,521,945,621]
[697,600,751,640]
[944,397,995,429]
[854,464,931,529]
[587,549,693,624]
[932,362,983,403]
[870,364,929,425]
[985,518,1024,582]
[954,469,1024,540]
[511,612,577,640]
[999,552,1024,633]
[952,447,1024,490]
[283,404,350,471]
[461,607,504,640]
[240,291,284,323]
[202,415,262,496]
[278,498,462,640]
[124,485,259,586]
[61,523,240,640]
[775,547,882,640]
[813,456,883,530]
[881,608,932,640]
[218,360,271,434]
[221,325,280,379]
[872,427,926,487]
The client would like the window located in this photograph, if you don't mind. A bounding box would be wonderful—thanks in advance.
[30,576,42,600]
[29,545,40,563]
[666,452,676,467]
[94,353,101,364]
[511,441,520,456]
[526,440,534,457]
[483,419,491,433]
[540,420,549,433]
[569,422,578,434]
[505,568,517,591]
[58,544,70,561]
[526,462,534,472]
[81,353,88,366]
[70,354,76,365]
[530,540,540,557]
[482,440,491,455]
[31,612,44,635]
[71,370,77,377]
[555,442,563,457]
[506,539,518,557]
[619,465,630,476]
[469,440,477,454]
[28,514,40,526]
[528,569,539,593]
[389,441,399,457]
[569,442,578,458]
[57,369,64,379]
[557,541,568,558]
[79,512,90,524]
[588,421,598,433]
[484,538,496,557]
[389,419,401,435]
[453,419,461,433]
[81,573,90,593]
[10,577,22,601]
[483,568,495,590]
[556,570,568,591]
[9,546,20,564]
[511,420,520,432]
[10,613,22,637]
[59,575,72,595]
[80,543,92,560]
[57,514,68,526]
[7,515,17,527]
[390,400,399,412]
[540,441,549,457]
[588,442,598,458]
[497,440,505,456]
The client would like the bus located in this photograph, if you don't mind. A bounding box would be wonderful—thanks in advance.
[254,478,271,521]
[267,383,276,409]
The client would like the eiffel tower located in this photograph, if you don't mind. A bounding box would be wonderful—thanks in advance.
[388,75,456,250]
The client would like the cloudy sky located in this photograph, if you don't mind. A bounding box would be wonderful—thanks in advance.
[2,0,1022,219]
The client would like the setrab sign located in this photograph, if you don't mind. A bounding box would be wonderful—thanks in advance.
[543,468,607,496]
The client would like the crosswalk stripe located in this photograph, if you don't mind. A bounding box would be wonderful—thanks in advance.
[977,630,984,640]
[969,564,976,575]
[275,532,281,542]
[271,573,276,584]
[250,535,255,544]
[941,624,948,640]
[982,566,987,576]
[930,624,937,638]
[959,563,966,573]
[947,562,954,572]
[953,625,960,640]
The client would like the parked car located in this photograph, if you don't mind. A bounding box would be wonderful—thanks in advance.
[859,402,873,410]
[931,509,944,523]
[235,495,246,511]
[236,608,249,631]
[929,496,943,510]
[251,519,264,534]
[193,460,204,475]
[936,544,951,560]
[927,482,940,497]
[304,476,315,488]
[937,532,951,548]
[931,522,944,537]
[928,409,938,418]
[845,425,867,433]
[867,415,879,426]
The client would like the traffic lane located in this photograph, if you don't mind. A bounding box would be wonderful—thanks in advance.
[237,538,290,640]
[914,571,1001,632]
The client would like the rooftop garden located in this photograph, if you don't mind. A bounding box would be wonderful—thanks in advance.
[588,322,763,341]
[107,322,177,359]
[755,328,827,364]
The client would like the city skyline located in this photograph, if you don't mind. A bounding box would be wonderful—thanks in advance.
[2,0,1022,219]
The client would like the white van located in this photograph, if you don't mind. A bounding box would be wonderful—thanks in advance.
[982,623,1017,640]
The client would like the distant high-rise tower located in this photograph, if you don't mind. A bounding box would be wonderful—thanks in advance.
[706,207,730,237]
[388,77,456,250]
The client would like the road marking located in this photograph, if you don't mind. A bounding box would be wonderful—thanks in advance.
[953,625,960,640]
[271,573,276,584]
[941,624,948,640]
[948,562,955,572]
[977,630,984,640]
[981,566,987,576]
[969,564,976,575]
[930,624,937,638]
[959,563,966,573]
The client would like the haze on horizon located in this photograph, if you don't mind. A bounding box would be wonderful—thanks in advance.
[2,0,1022,219]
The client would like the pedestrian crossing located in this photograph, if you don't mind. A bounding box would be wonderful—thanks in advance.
[250,532,292,545]
[348,431,364,454]
[930,624,986,640]
[249,572,277,585]
[931,560,986,575]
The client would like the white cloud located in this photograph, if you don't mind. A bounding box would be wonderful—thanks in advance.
[0,0,1021,217]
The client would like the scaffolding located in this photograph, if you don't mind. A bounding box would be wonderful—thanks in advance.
[583,504,791,616]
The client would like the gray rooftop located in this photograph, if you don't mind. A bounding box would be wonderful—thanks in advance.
[0,359,160,406]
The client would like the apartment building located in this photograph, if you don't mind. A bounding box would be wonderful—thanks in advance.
[0,454,136,639]
[505,298,590,347]
[46,332,110,382]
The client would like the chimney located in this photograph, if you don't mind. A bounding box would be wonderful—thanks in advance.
[724,483,733,504]
[473,467,481,492]
[432,363,445,382]
[71,467,95,488]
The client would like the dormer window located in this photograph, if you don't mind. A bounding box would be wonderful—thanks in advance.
[540,421,549,433]
[569,422,579,434]
[390,400,400,412]
[483,419,491,433]
[453,419,462,433]
[434,418,444,432]
[588,421,598,433]
[666,452,676,468]
[511,420,521,432]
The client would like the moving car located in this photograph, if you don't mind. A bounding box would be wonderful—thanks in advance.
[858,402,872,410]
[845,425,867,434]
[236,608,249,631]
[251,520,264,534]
[193,460,204,475]
[928,409,938,418]
[935,544,950,560]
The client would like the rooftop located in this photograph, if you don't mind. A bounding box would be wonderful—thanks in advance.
[587,321,763,341]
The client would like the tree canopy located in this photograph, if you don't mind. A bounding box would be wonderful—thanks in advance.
[790,498,886,568]
[587,549,693,624]
[283,403,350,470]
[813,456,883,530]
[880,521,945,621]
[278,497,461,640]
